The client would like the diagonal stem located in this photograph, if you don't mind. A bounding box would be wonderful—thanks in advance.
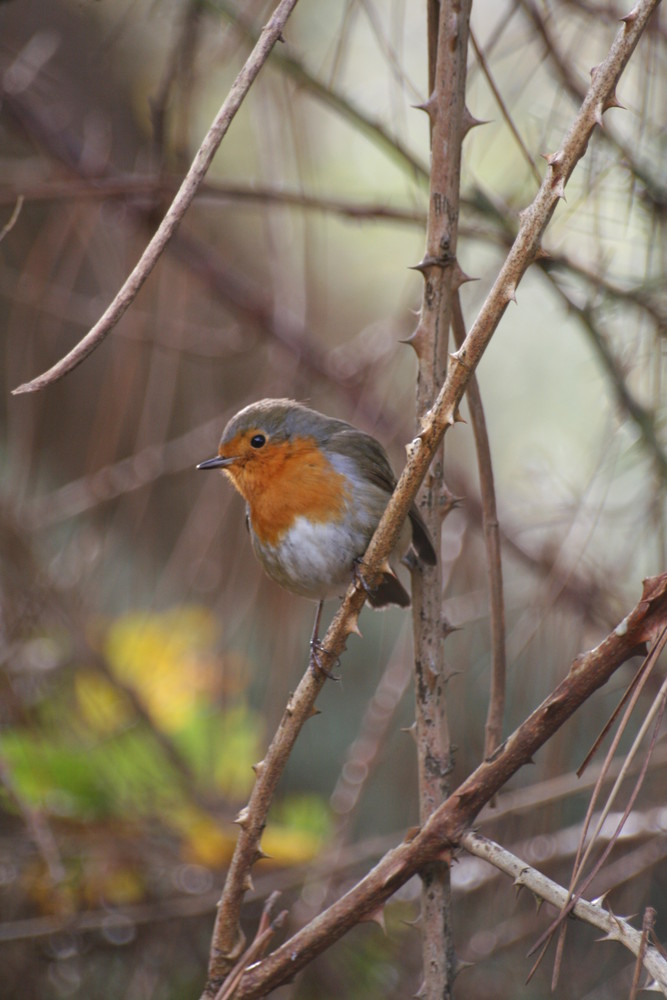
[12,0,302,395]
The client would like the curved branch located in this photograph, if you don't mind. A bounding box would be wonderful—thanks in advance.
[11,0,302,395]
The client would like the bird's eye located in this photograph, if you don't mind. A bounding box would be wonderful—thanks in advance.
[250,434,266,449]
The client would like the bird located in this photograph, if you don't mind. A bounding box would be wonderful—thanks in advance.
[197,398,436,667]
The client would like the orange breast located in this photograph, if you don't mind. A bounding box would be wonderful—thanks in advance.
[225,437,350,546]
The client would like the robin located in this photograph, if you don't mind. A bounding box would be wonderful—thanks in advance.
[197,398,436,664]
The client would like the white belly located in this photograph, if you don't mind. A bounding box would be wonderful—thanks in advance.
[250,514,368,601]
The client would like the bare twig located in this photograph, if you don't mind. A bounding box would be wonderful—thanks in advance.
[461,833,667,993]
[572,634,667,886]
[469,28,541,185]
[629,907,657,1000]
[408,3,472,996]
[451,291,507,760]
[214,893,287,1000]
[11,0,302,395]
[527,646,667,985]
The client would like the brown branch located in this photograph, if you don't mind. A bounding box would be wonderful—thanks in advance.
[214,893,287,1000]
[11,0,302,395]
[518,0,666,208]
[201,4,659,990]
[630,907,657,1000]
[408,3,472,996]
[231,573,667,998]
[451,292,507,760]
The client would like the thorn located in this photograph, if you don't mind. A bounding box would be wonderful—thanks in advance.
[234,806,250,829]
[403,825,421,843]
[453,408,466,423]
[409,254,442,273]
[506,285,517,304]
[345,616,363,639]
[590,63,601,82]
[441,497,464,519]
[542,150,563,169]
[604,91,625,111]
[451,261,478,290]
[534,894,544,913]
[449,348,470,370]
[400,325,427,359]
[251,760,266,777]
[593,104,604,128]
[514,878,525,897]
[620,9,638,24]
[462,106,489,136]
[534,246,551,261]
[401,721,418,742]
[453,956,475,979]
[253,847,271,863]
[307,704,322,719]
[363,905,387,933]
[553,178,566,201]
[241,872,254,893]
[412,91,438,118]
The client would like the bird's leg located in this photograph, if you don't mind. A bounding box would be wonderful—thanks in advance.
[308,600,339,680]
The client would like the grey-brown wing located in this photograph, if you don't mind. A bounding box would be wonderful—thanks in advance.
[328,429,436,565]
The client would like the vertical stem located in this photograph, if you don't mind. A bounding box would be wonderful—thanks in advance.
[411,2,472,997]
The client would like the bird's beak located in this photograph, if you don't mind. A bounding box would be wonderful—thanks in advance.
[196,454,238,470]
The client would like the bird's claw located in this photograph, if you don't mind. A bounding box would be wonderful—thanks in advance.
[309,639,341,680]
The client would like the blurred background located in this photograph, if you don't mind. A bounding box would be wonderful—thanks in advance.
[0,0,665,997]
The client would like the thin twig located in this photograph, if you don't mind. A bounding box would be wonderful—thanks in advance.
[451,291,507,759]
[461,833,667,993]
[526,645,667,983]
[0,194,23,243]
[12,0,302,395]
[630,906,657,1000]
[469,28,541,185]
[214,893,287,1000]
